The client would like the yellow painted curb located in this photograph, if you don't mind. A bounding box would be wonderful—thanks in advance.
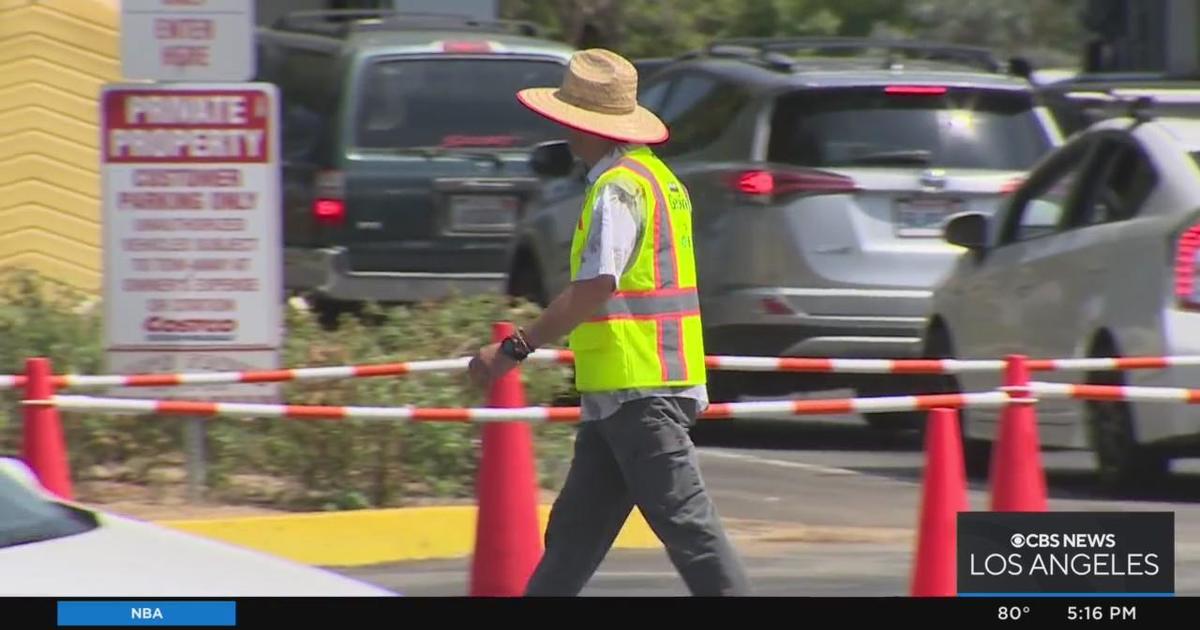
[157,505,661,567]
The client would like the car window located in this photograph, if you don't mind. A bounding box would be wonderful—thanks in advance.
[355,58,566,149]
[273,44,343,162]
[638,78,673,113]
[655,75,748,157]
[767,86,1053,170]
[1001,142,1091,244]
[1073,139,1157,226]
[655,74,718,123]
[0,465,96,549]
[278,46,340,162]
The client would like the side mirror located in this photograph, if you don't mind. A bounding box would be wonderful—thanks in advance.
[944,212,988,250]
[530,140,577,178]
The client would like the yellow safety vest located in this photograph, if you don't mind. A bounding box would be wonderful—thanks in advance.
[568,146,707,392]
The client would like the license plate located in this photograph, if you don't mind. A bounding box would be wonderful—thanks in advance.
[893,197,964,237]
[448,195,518,232]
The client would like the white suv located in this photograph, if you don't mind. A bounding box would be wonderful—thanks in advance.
[925,107,1200,491]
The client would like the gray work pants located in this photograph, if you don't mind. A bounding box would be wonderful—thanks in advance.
[524,396,750,596]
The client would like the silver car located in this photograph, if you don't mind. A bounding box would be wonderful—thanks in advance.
[508,38,1062,417]
[926,110,1200,491]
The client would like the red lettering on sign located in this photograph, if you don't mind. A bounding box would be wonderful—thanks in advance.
[154,19,215,40]
[123,278,190,292]
[102,90,270,164]
[144,317,237,333]
[193,277,259,292]
[133,169,242,187]
[170,299,235,312]
[162,46,210,68]
[209,192,256,209]
[119,192,205,210]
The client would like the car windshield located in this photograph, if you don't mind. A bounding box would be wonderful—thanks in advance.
[355,57,567,150]
[0,462,96,549]
[768,86,1053,170]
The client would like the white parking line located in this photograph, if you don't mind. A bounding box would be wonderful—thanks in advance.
[699,448,862,477]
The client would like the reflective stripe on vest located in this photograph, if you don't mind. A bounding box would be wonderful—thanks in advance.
[618,157,679,291]
[591,288,699,320]
[609,157,687,382]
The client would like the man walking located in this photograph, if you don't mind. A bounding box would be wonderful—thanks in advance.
[468,48,749,597]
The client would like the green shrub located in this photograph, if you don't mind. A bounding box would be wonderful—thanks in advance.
[0,269,575,510]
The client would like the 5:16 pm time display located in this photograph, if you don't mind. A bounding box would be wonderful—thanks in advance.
[1067,605,1137,621]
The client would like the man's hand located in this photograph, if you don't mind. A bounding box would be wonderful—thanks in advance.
[467,275,614,391]
[467,342,518,389]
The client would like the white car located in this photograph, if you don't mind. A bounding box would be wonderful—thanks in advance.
[923,109,1200,492]
[0,458,395,596]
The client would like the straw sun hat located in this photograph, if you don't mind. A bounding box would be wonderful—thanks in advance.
[517,48,669,145]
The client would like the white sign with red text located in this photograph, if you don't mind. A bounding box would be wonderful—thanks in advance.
[121,0,254,82]
[101,83,281,402]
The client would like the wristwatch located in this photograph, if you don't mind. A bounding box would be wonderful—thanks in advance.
[499,329,534,362]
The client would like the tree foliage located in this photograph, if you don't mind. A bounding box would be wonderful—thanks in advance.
[502,0,1089,69]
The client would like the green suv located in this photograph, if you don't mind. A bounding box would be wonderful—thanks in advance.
[254,10,573,312]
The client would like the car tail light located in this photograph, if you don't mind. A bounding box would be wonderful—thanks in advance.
[313,170,345,227]
[884,85,948,95]
[729,169,859,201]
[1174,222,1200,309]
[442,40,492,53]
[313,199,345,225]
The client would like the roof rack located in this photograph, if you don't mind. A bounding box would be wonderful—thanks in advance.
[271,9,544,39]
[702,37,1005,74]
[1055,88,1200,128]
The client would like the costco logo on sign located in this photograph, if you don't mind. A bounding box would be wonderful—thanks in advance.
[101,84,280,355]
[121,0,254,82]
[142,317,238,339]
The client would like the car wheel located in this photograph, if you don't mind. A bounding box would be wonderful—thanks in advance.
[1086,397,1168,494]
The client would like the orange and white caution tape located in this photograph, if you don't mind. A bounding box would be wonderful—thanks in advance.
[35,390,1011,422]
[0,357,476,390]
[701,356,1008,374]
[1028,382,1200,404]
[6,352,1200,392]
[1025,356,1200,372]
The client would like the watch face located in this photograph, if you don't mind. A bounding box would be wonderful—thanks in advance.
[503,337,528,360]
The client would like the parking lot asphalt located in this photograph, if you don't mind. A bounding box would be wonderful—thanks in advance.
[334,414,1200,597]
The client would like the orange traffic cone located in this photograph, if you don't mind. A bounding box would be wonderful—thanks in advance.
[910,407,969,597]
[468,322,544,596]
[989,354,1047,511]
[21,357,73,500]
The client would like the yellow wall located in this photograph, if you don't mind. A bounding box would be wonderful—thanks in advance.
[0,0,121,293]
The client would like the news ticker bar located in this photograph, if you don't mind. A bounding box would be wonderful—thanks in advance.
[18,597,1198,626]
